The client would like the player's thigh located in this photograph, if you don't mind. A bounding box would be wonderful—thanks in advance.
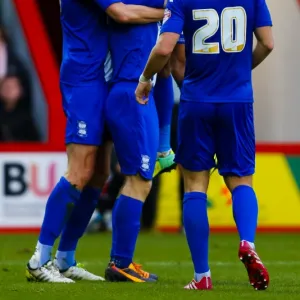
[105,83,159,180]
[61,79,108,146]
[175,100,216,172]
[216,103,255,177]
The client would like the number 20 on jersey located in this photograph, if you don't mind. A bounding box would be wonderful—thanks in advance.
[193,7,247,54]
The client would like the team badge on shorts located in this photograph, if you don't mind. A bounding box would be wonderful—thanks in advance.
[141,155,150,172]
[77,121,87,137]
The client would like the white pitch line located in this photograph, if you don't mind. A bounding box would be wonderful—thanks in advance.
[0,261,300,267]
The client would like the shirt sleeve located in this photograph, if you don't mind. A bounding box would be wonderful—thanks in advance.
[160,0,185,35]
[94,0,121,11]
[255,0,272,28]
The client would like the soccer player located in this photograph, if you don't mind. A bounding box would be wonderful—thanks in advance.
[136,0,274,290]
[26,0,164,283]
[103,0,167,283]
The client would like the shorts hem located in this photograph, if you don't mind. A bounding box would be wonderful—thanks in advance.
[219,168,255,177]
[120,168,153,181]
[175,158,215,172]
[65,139,102,147]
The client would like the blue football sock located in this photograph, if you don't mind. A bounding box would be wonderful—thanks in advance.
[158,125,171,154]
[154,75,174,153]
[232,185,258,243]
[183,192,210,274]
[55,250,76,271]
[37,177,80,266]
[110,194,143,269]
[56,187,101,269]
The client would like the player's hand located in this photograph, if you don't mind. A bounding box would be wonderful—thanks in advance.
[135,81,152,105]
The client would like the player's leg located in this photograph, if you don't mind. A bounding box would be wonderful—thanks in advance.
[175,101,216,290]
[53,80,110,281]
[216,103,269,290]
[153,65,176,177]
[55,140,112,281]
[104,83,158,282]
[26,82,104,283]
[154,67,173,154]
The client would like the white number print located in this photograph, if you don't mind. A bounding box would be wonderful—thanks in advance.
[193,9,220,54]
[221,7,246,52]
[193,7,247,54]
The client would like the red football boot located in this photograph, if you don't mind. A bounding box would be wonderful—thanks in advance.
[239,241,270,290]
[184,277,213,290]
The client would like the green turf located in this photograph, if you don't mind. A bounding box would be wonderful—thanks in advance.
[0,233,300,300]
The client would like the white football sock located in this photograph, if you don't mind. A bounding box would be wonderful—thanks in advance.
[29,241,52,269]
[242,240,255,249]
[194,270,211,282]
[157,149,171,158]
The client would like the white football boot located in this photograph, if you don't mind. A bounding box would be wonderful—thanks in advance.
[26,260,74,283]
[54,260,105,281]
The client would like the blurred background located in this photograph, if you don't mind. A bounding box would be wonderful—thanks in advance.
[0,0,299,234]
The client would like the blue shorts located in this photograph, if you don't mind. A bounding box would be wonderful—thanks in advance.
[61,79,108,146]
[175,101,255,177]
[105,82,159,180]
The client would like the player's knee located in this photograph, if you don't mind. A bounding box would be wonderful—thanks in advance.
[140,179,152,196]
[224,175,253,192]
[66,144,98,190]
[65,167,95,191]
[181,166,210,193]
[122,175,152,201]
[129,175,152,197]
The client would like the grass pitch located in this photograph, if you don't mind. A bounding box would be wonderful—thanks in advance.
[0,233,300,300]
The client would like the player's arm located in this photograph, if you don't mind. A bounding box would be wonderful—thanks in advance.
[142,32,179,81]
[135,0,184,103]
[141,0,184,81]
[170,41,185,88]
[106,3,164,24]
[135,32,179,104]
[252,0,274,69]
[160,32,185,83]
[158,60,171,79]
[95,0,166,24]
[253,27,274,69]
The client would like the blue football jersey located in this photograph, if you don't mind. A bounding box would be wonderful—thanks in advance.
[108,0,165,84]
[161,0,272,102]
[60,0,119,85]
